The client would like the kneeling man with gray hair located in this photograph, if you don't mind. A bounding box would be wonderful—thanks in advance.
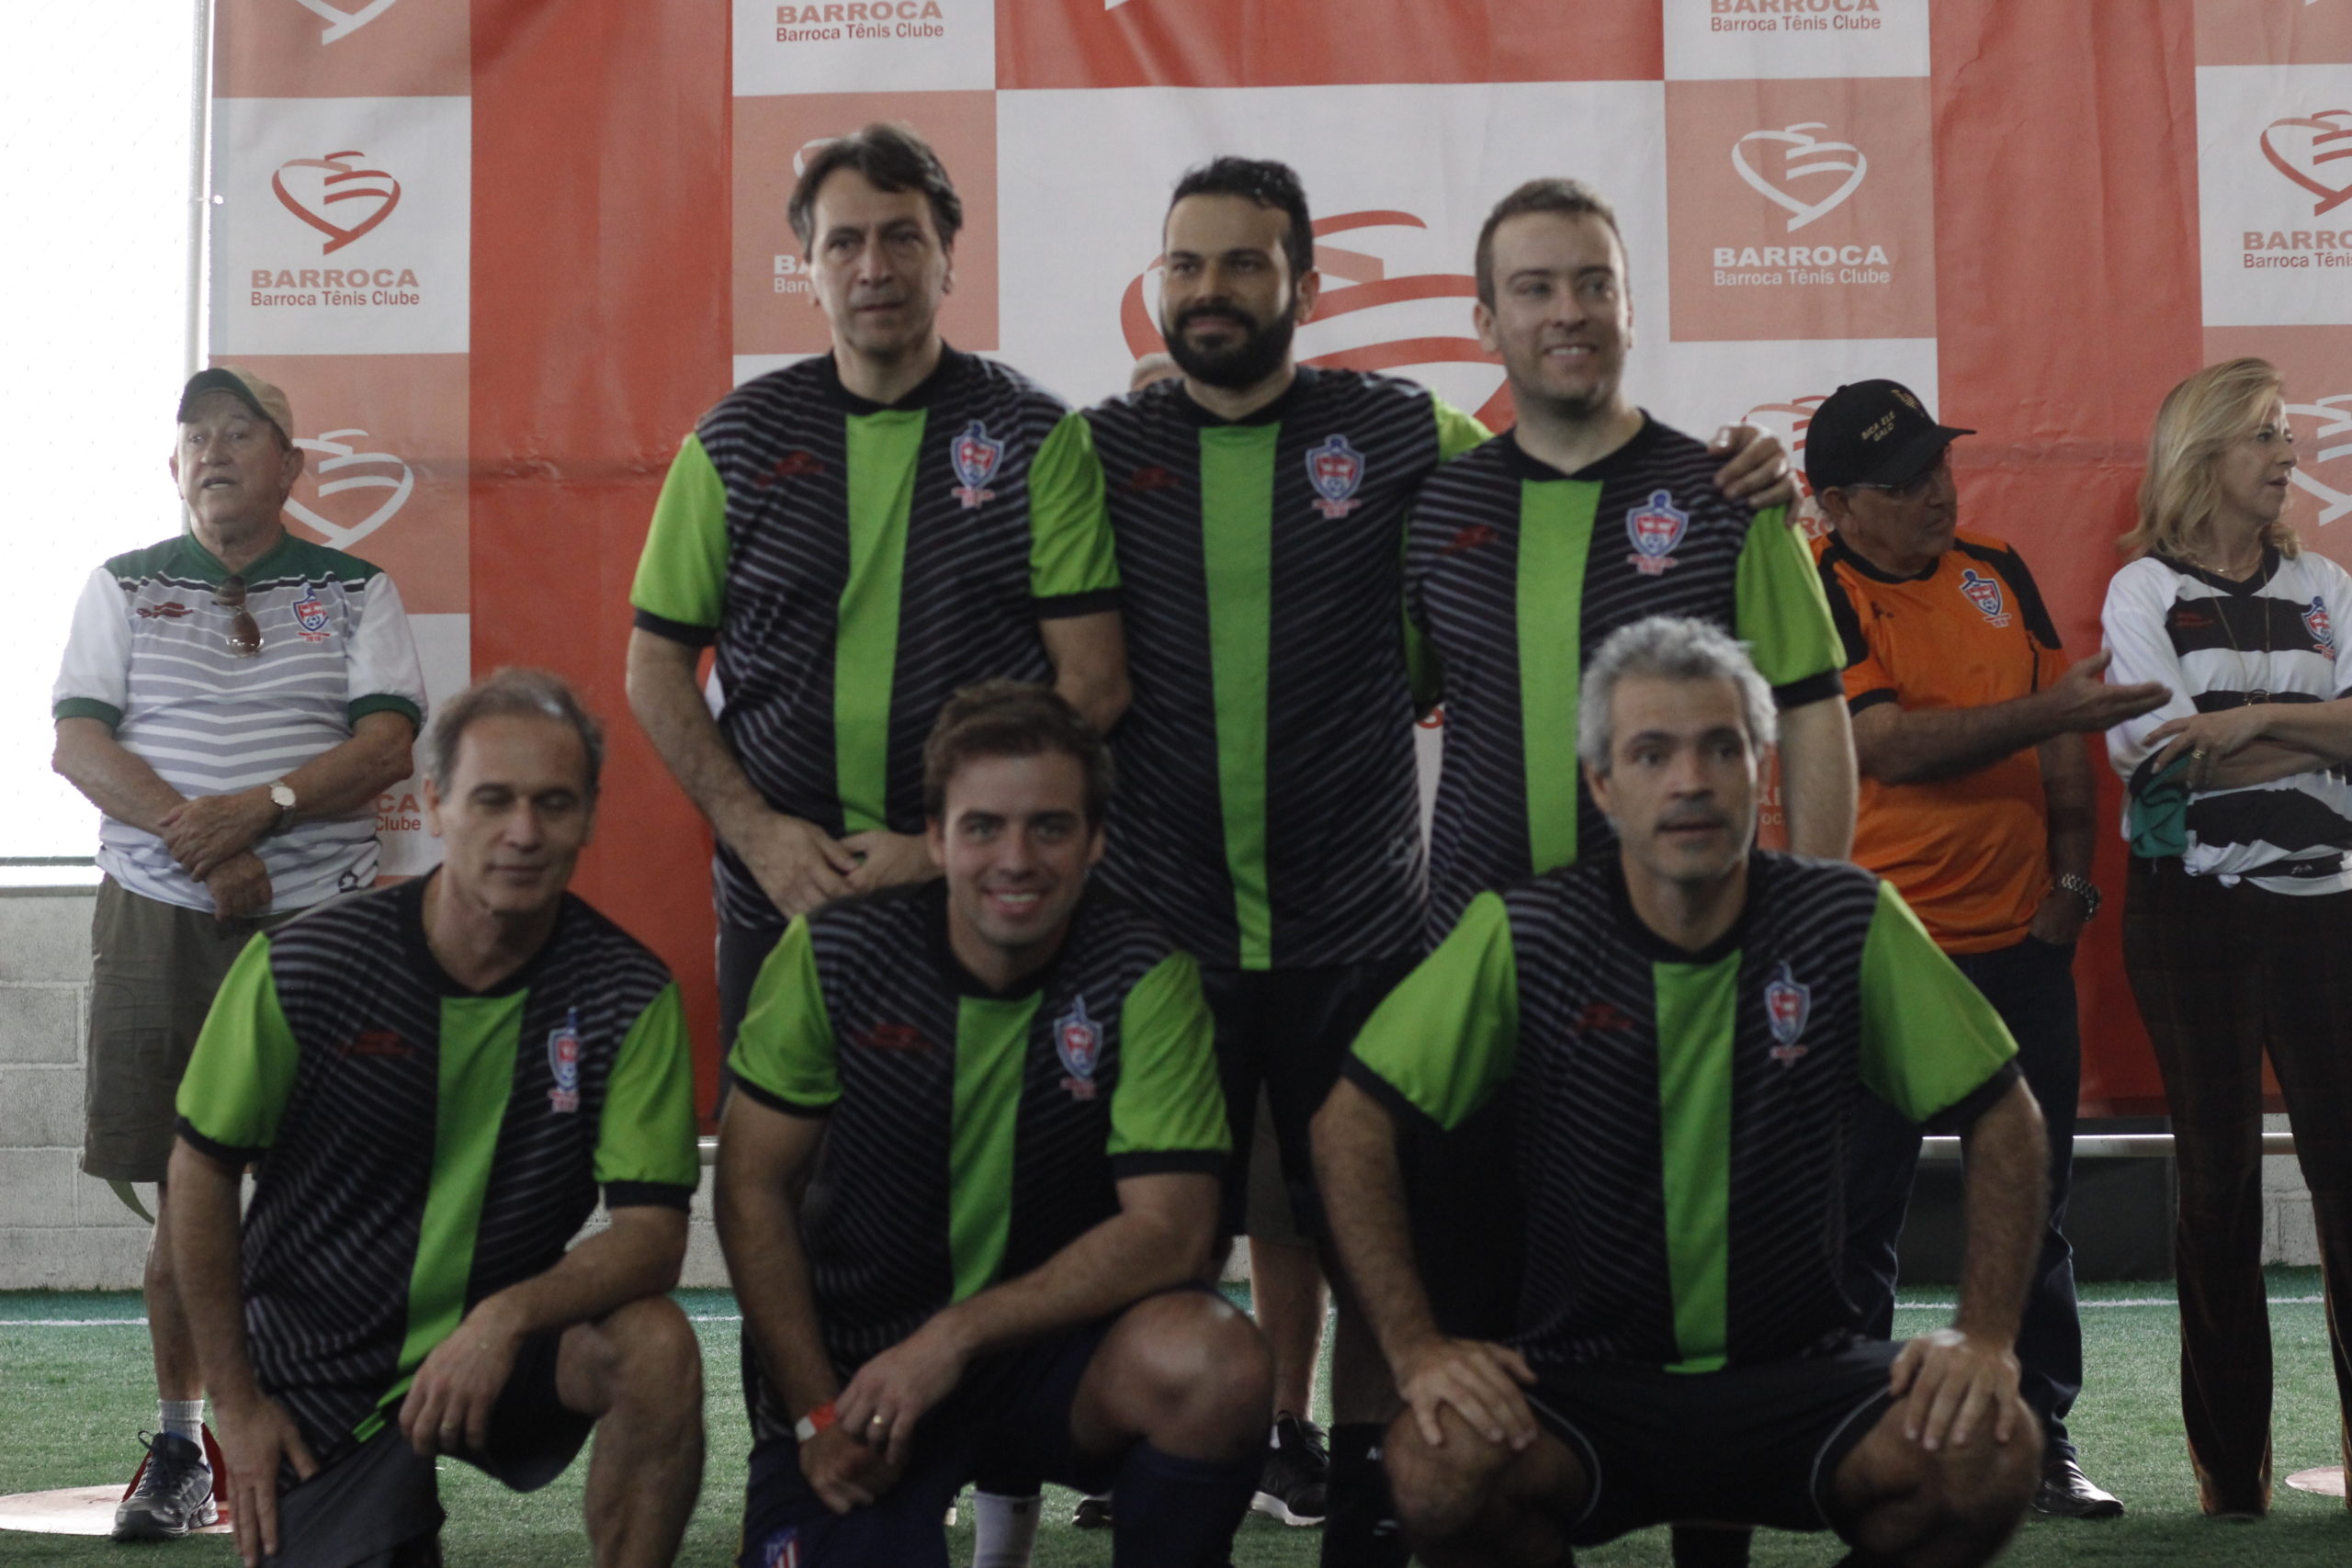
[1313,615,2046,1567]
[169,669,705,1568]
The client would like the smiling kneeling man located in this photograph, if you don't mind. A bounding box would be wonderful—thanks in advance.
[169,670,706,1568]
[1314,615,2047,1568]
[717,680,1270,1568]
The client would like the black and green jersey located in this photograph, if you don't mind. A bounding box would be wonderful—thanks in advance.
[1083,369,1487,971]
[1407,420,1843,942]
[729,882,1227,1439]
[631,348,1121,931]
[174,878,699,1465]
[1347,853,2017,1374]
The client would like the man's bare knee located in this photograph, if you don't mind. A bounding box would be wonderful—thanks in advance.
[1385,1405,1520,1545]
[566,1296,702,1424]
[1086,1291,1271,1460]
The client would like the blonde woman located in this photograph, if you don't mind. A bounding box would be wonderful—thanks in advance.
[2102,356,2352,1518]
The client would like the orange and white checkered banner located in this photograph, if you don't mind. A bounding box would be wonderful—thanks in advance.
[209,0,471,875]
[204,1,2337,1113]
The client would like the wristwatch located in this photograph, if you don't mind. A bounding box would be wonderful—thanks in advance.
[2052,873,2100,920]
[266,780,298,829]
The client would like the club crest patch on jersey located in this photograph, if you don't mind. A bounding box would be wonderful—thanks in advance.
[1056,995,1102,1100]
[950,421,1003,509]
[1957,568,2011,628]
[1764,963,1811,1066]
[1306,434,1366,519]
[2307,595,2336,655]
[547,1008,583,1113]
[294,587,331,641]
[1624,491,1688,576]
[757,1529,802,1568]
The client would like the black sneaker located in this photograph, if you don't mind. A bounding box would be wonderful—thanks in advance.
[112,1430,217,1540]
[1071,1492,1114,1529]
[1252,1412,1329,1527]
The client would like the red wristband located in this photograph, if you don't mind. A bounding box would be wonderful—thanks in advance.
[793,1401,837,1444]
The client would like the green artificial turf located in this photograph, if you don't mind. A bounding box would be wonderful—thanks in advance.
[3,1274,2344,1564]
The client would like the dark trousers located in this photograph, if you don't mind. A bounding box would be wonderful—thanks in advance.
[1842,933,2084,1459]
[2123,859,2352,1513]
[713,921,787,1118]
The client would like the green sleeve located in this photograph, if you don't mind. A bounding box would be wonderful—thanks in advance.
[1347,892,1520,1131]
[1029,412,1120,602]
[594,983,701,1198]
[1107,952,1230,1165]
[1433,398,1492,463]
[1858,880,2020,1122]
[728,918,841,1112]
[175,935,300,1157]
[629,433,729,631]
[1733,506,1844,692]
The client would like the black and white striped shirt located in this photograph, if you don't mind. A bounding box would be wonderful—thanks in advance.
[2104,546,2352,893]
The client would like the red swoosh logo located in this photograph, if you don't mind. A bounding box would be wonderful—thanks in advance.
[2262,111,2352,216]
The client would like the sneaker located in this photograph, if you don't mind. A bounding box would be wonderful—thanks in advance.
[1070,1492,1114,1529]
[113,1430,217,1540]
[1252,1412,1329,1527]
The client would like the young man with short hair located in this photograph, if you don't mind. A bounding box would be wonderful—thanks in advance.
[1315,616,2047,1568]
[717,682,1267,1568]
[169,670,704,1568]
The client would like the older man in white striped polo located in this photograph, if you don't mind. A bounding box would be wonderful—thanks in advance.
[50,366,424,1540]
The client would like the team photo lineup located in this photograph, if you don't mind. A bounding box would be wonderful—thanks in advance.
[50,116,2352,1568]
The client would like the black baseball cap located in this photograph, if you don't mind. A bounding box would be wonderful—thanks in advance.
[1803,379,1972,493]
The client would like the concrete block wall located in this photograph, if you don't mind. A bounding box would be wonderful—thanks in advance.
[0,886,2326,1291]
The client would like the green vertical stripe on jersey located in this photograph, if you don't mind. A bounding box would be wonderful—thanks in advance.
[1654,954,1737,1373]
[368,994,525,1436]
[835,412,927,833]
[1199,427,1280,968]
[1517,481,1599,874]
[948,994,1040,1301]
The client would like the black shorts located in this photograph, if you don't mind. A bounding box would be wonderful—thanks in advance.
[264,1331,593,1567]
[1526,1338,1900,1547]
[740,1314,1136,1567]
[1201,958,1415,1241]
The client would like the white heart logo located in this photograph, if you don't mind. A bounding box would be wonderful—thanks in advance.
[288,0,402,45]
[285,429,414,549]
[1733,123,1869,233]
[2288,396,2352,526]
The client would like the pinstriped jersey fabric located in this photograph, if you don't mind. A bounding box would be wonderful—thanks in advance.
[727,883,1226,1440]
[1084,368,1457,970]
[1348,854,2018,1373]
[1407,421,1842,946]
[631,349,1117,931]
[52,534,424,914]
[174,880,696,1464]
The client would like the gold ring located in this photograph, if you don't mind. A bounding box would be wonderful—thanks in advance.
[868,1414,888,1427]
[2192,747,2210,760]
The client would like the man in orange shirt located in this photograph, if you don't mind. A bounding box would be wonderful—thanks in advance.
[1808,380,2165,1521]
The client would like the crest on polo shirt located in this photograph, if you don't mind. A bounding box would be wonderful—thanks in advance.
[1055,994,1102,1100]
[294,586,331,641]
[1306,434,1366,519]
[1957,568,2012,628]
[1764,962,1811,1067]
[1624,491,1688,576]
[547,1008,583,1112]
[757,1529,802,1568]
[950,421,1002,509]
[2307,595,2337,655]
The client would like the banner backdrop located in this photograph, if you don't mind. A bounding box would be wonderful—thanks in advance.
[210,1,2317,1118]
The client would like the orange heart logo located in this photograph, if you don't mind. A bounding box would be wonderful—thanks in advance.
[272,151,401,255]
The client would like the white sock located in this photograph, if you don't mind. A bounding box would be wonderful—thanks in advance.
[159,1399,205,1448]
[967,1490,1041,1568]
